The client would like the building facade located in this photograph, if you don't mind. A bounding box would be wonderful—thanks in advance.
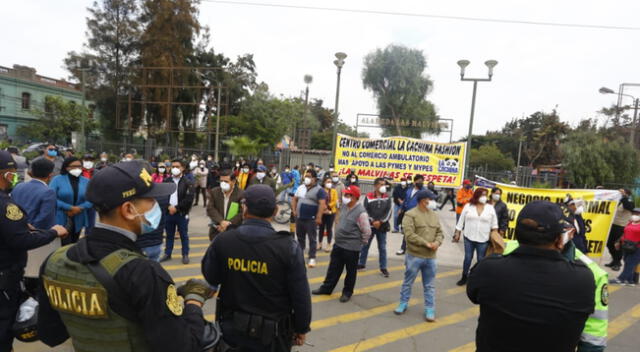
[0,64,87,141]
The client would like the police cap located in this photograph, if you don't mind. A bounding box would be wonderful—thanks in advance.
[86,160,176,212]
[517,200,572,235]
[244,184,276,217]
[0,150,16,170]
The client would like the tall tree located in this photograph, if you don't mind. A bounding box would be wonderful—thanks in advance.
[362,44,438,137]
[18,96,94,145]
[469,144,515,172]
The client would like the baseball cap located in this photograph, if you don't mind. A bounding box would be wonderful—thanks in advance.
[516,200,572,235]
[463,179,472,185]
[416,190,438,201]
[243,184,276,216]
[343,185,361,199]
[86,161,176,212]
[0,151,16,169]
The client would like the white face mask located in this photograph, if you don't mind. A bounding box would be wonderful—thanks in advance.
[68,168,82,177]
[492,194,500,201]
[342,196,352,205]
[350,178,356,183]
[100,157,107,162]
[220,181,231,192]
[242,168,249,173]
[189,161,198,169]
[575,206,584,215]
[631,215,640,223]
[124,157,133,162]
[83,161,94,169]
[285,169,290,172]
[561,230,572,245]
[171,167,181,176]
[304,177,312,186]
[256,172,266,180]
[332,176,339,183]
[199,164,205,169]
[379,186,387,194]
[325,183,332,189]
[158,167,166,173]
[400,181,407,187]
[478,196,488,204]
[236,163,240,167]
[428,201,438,210]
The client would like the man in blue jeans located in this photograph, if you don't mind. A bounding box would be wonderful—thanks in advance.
[160,159,195,264]
[359,178,392,277]
[394,190,443,322]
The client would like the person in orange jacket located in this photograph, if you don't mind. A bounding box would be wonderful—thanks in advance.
[456,179,474,222]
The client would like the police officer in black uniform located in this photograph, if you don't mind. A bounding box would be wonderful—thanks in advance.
[0,150,68,352]
[202,184,312,351]
[36,161,215,351]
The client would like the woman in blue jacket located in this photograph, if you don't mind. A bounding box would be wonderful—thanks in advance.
[49,157,92,245]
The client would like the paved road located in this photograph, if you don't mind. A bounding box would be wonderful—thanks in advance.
[16,206,640,351]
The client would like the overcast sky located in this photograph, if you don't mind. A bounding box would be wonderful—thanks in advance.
[3,0,640,142]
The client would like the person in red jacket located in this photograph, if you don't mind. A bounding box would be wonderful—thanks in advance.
[81,154,95,179]
[611,208,640,286]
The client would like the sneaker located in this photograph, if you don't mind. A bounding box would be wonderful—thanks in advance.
[159,255,172,263]
[425,308,436,322]
[317,244,322,250]
[323,242,331,252]
[611,265,621,272]
[604,262,616,268]
[357,264,366,271]
[609,278,625,285]
[381,269,390,278]
[395,249,405,256]
[456,276,467,286]
[627,282,637,287]
[308,259,316,268]
[394,302,408,315]
[182,256,190,265]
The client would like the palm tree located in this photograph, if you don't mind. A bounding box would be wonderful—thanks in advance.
[224,135,266,159]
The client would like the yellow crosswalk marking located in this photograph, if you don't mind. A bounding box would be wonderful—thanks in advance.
[311,270,459,303]
[609,301,640,339]
[448,285,625,352]
[328,307,479,352]
[312,286,465,330]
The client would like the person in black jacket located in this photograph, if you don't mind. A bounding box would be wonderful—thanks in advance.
[564,196,589,254]
[160,159,195,264]
[392,178,408,233]
[490,187,509,236]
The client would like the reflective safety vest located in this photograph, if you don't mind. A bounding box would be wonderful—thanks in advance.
[42,245,150,352]
[503,241,608,348]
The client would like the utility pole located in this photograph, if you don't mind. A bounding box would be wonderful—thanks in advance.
[300,76,312,166]
[330,52,347,166]
[214,86,221,162]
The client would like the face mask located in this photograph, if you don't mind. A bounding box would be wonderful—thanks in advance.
[415,182,423,189]
[134,201,162,234]
[83,161,94,169]
[242,168,249,173]
[631,215,640,223]
[199,164,205,169]
[478,196,488,204]
[304,177,312,186]
[401,181,407,187]
[575,206,584,215]
[189,161,198,170]
[100,157,108,162]
[492,194,501,201]
[171,167,181,176]
[332,176,339,183]
[220,181,231,192]
[329,168,334,172]
[379,186,387,194]
[208,157,213,161]
[350,178,356,183]
[342,196,351,205]
[428,184,434,190]
[256,172,266,180]
[47,149,57,157]
[325,183,332,189]
[236,163,240,167]
[271,168,277,174]
[428,201,438,210]
[158,167,166,173]
[69,168,82,177]
[561,230,572,245]
[285,169,290,172]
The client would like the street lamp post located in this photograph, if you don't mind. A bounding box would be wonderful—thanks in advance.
[300,74,313,166]
[331,52,347,166]
[599,86,639,147]
[75,59,91,153]
[457,59,498,179]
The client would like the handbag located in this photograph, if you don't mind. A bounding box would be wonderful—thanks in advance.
[486,230,506,256]
[621,239,639,254]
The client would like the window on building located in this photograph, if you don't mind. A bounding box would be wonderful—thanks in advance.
[21,92,31,110]
[44,96,53,114]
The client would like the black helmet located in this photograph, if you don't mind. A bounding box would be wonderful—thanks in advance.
[12,298,39,342]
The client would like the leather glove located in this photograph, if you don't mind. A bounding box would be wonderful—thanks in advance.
[177,279,215,305]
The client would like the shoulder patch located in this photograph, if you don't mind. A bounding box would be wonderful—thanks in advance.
[601,284,609,306]
[6,203,23,221]
[166,284,184,316]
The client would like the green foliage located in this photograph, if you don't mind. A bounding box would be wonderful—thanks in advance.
[562,128,640,188]
[224,136,266,158]
[309,122,369,150]
[17,96,95,145]
[530,181,553,189]
[362,44,438,137]
[469,144,515,171]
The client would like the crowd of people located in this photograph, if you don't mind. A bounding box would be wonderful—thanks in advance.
[1,143,640,352]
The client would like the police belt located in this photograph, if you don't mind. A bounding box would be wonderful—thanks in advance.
[0,267,23,290]
[224,310,292,346]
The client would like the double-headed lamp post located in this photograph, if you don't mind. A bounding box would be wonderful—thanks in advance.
[457,59,498,178]
[599,86,639,146]
[331,52,347,165]
[75,59,92,153]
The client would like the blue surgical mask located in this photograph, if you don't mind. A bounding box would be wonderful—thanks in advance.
[47,149,57,157]
[134,201,162,234]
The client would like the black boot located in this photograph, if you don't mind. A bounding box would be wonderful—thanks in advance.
[456,275,468,286]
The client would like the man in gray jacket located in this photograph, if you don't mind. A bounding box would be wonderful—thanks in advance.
[312,185,371,302]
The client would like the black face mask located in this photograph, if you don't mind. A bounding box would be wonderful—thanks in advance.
[428,184,435,190]
[415,182,424,189]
